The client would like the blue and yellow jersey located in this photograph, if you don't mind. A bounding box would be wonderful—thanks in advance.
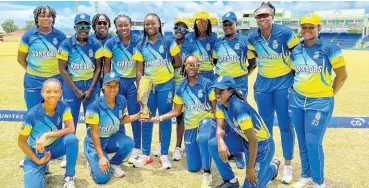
[18,27,66,78]
[132,35,180,84]
[186,32,219,72]
[90,33,113,46]
[247,24,299,78]
[290,39,346,98]
[56,35,104,81]
[19,100,73,148]
[215,95,270,142]
[174,37,197,85]
[173,76,215,129]
[85,95,128,138]
[103,33,141,78]
[213,33,248,78]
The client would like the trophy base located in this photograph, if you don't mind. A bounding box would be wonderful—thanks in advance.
[139,114,150,121]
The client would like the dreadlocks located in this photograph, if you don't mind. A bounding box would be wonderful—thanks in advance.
[141,13,163,47]
[254,1,276,17]
[33,6,57,26]
[91,13,111,32]
[194,19,212,39]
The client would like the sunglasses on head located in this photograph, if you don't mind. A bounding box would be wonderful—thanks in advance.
[300,26,317,31]
[184,63,199,69]
[223,22,234,27]
[255,13,271,20]
[97,21,108,26]
[174,25,188,33]
[76,24,91,30]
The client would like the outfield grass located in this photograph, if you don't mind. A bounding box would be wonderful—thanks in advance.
[1,42,369,187]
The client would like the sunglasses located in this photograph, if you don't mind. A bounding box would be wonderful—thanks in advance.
[255,13,271,20]
[174,25,188,33]
[195,19,209,25]
[215,89,225,95]
[97,21,108,26]
[76,24,91,30]
[301,26,317,31]
[184,63,199,69]
[223,22,234,27]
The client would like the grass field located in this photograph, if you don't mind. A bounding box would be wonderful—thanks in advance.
[1,41,369,188]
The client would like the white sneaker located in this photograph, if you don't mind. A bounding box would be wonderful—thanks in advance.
[312,182,325,188]
[63,176,75,188]
[111,164,126,178]
[292,177,314,188]
[172,147,183,161]
[159,155,172,169]
[60,155,67,168]
[281,165,293,184]
[128,148,141,164]
[202,172,212,188]
[153,143,161,157]
[133,155,153,168]
[19,159,24,168]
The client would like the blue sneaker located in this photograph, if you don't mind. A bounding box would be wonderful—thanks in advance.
[235,153,245,169]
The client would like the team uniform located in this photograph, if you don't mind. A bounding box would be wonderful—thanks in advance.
[289,39,346,185]
[208,95,276,188]
[132,35,180,159]
[18,27,66,109]
[84,95,134,184]
[213,33,249,98]
[173,76,216,172]
[174,37,196,86]
[103,33,141,149]
[186,32,219,81]
[19,101,78,188]
[247,24,299,161]
[56,35,103,129]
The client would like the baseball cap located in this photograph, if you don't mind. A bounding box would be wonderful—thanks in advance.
[74,13,91,25]
[300,13,321,26]
[194,11,210,19]
[222,11,237,23]
[211,75,236,89]
[103,72,120,84]
[174,18,190,29]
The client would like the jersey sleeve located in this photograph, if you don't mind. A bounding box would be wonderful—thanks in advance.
[19,113,33,136]
[207,80,216,101]
[286,29,300,49]
[85,104,99,125]
[56,39,70,61]
[18,32,30,53]
[173,87,184,104]
[215,104,225,119]
[247,39,257,59]
[62,104,73,121]
[169,38,180,57]
[103,40,113,58]
[236,108,253,130]
[132,45,144,62]
[94,41,104,59]
[328,43,346,69]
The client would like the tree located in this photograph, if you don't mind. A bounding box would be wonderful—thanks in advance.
[22,20,35,31]
[1,19,19,33]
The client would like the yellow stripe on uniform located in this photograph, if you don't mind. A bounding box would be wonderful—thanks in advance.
[239,118,253,130]
[173,95,184,104]
[19,126,32,136]
[215,109,225,119]
[208,91,216,101]
[103,48,113,58]
[63,111,73,121]
[132,52,144,62]
[170,45,180,56]
[95,48,104,59]
[56,51,69,61]
[18,44,29,53]
[330,56,346,69]
[85,114,99,124]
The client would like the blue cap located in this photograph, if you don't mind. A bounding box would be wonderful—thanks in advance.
[74,13,91,25]
[211,75,236,89]
[222,11,237,23]
[103,72,120,84]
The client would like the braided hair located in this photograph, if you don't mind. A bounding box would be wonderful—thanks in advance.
[180,55,199,77]
[141,13,163,47]
[113,14,132,34]
[91,14,111,32]
[42,78,62,91]
[33,6,57,26]
[194,19,212,38]
[254,1,276,17]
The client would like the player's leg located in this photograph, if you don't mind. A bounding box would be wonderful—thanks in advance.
[172,112,185,161]
[184,128,202,172]
[23,155,48,188]
[62,81,82,131]
[254,91,275,135]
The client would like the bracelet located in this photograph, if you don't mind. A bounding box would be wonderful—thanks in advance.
[159,116,163,122]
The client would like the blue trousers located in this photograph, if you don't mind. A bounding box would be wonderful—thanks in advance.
[208,132,276,188]
[289,91,334,185]
[84,132,134,184]
[141,79,174,155]
[118,77,141,149]
[254,88,295,160]
[184,118,216,172]
[215,74,248,99]
[199,70,216,81]
[63,79,100,130]
[23,73,63,110]
[23,134,79,188]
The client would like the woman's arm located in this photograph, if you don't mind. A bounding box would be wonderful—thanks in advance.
[332,65,348,95]
[17,51,28,70]
[18,134,50,165]
[172,53,182,69]
[144,103,183,122]
[246,58,257,76]
[103,57,112,76]
[243,128,259,185]
[58,59,84,98]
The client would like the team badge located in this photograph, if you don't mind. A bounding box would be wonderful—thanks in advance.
[53,38,58,45]
[89,49,93,57]
[110,72,116,78]
[88,113,93,119]
[159,45,164,53]
[272,40,278,49]
[198,89,203,98]
[306,13,312,19]
[313,51,319,59]
[206,43,210,51]
[234,43,240,50]
[226,13,230,17]
[167,92,173,103]
[217,76,223,82]
[80,14,85,19]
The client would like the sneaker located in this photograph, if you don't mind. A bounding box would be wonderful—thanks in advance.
[172,147,183,161]
[153,143,161,157]
[19,159,24,168]
[235,153,245,169]
[62,176,75,188]
[202,172,212,188]
[292,177,314,188]
[215,180,240,188]
[312,182,325,188]
[159,155,172,169]
[271,158,281,180]
[60,155,67,168]
[86,161,90,169]
[133,155,153,168]
[111,164,126,178]
[128,148,141,164]
[281,165,293,184]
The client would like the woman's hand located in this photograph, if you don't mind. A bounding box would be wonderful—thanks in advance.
[246,168,258,186]
[99,156,110,174]
[35,134,48,153]
[217,139,230,162]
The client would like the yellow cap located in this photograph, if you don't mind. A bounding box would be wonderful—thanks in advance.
[300,13,321,25]
[194,11,210,19]
[174,18,190,28]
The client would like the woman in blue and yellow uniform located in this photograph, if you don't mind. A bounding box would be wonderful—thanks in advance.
[17,6,66,110]
[208,75,280,188]
[145,55,216,187]
[103,14,142,164]
[132,13,182,169]
[247,2,299,183]
[57,13,103,131]
[84,72,139,184]
[18,78,78,188]
[290,13,348,188]
[186,11,219,81]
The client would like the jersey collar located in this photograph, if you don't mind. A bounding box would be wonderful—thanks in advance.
[99,95,123,110]
[220,32,240,41]
[300,37,322,47]
[71,35,93,45]
[257,23,276,37]
[113,32,135,43]
[143,33,165,45]
[37,100,64,116]
[31,26,58,35]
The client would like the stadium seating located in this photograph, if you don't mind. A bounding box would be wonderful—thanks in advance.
[320,33,361,49]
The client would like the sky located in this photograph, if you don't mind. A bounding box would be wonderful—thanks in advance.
[1,1,369,33]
